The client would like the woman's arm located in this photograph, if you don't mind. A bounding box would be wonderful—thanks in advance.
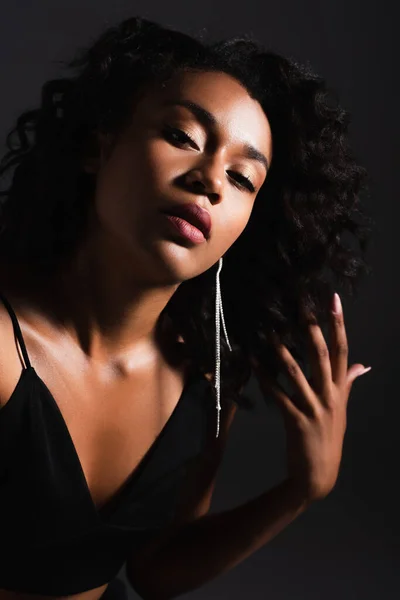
[127,477,310,600]
[127,297,369,599]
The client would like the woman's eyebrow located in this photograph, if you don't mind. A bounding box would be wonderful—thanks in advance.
[163,99,269,172]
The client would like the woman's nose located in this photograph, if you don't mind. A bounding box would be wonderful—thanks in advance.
[185,167,223,200]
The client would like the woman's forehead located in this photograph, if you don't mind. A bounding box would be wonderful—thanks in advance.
[145,70,259,114]
[134,70,272,152]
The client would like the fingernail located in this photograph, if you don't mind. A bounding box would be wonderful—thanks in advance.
[359,366,372,376]
[332,293,342,315]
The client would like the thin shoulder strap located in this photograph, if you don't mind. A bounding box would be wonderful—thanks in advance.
[0,291,32,370]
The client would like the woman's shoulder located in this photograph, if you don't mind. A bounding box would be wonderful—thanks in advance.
[0,289,31,410]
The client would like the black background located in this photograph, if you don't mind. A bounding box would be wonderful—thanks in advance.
[0,1,398,598]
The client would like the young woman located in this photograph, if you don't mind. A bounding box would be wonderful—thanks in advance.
[0,15,373,600]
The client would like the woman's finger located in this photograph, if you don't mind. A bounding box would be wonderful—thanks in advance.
[252,361,303,421]
[299,304,333,405]
[306,321,333,403]
[270,332,317,416]
[329,293,349,386]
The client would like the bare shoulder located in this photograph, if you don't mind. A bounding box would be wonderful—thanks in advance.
[0,293,28,409]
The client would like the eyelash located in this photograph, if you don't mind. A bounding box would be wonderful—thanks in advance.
[163,126,256,193]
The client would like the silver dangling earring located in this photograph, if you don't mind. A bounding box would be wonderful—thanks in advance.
[214,256,233,438]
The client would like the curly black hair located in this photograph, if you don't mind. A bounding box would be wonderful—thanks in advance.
[0,16,374,411]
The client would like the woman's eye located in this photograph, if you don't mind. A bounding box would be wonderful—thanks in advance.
[227,171,256,193]
[163,126,197,147]
[163,127,256,193]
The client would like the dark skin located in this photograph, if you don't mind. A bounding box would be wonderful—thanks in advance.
[53,69,272,360]
[1,69,273,371]
[0,70,272,600]
[0,69,370,599]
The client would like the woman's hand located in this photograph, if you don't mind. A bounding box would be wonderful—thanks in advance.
[250,293,372,503]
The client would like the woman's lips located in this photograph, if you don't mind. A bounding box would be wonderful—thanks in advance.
[161,212,207,244]
[160,202,212,238]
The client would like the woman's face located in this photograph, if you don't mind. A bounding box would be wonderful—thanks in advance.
[84,69,273,284]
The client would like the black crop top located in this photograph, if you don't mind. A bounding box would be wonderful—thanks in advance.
[0,291,215,595]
